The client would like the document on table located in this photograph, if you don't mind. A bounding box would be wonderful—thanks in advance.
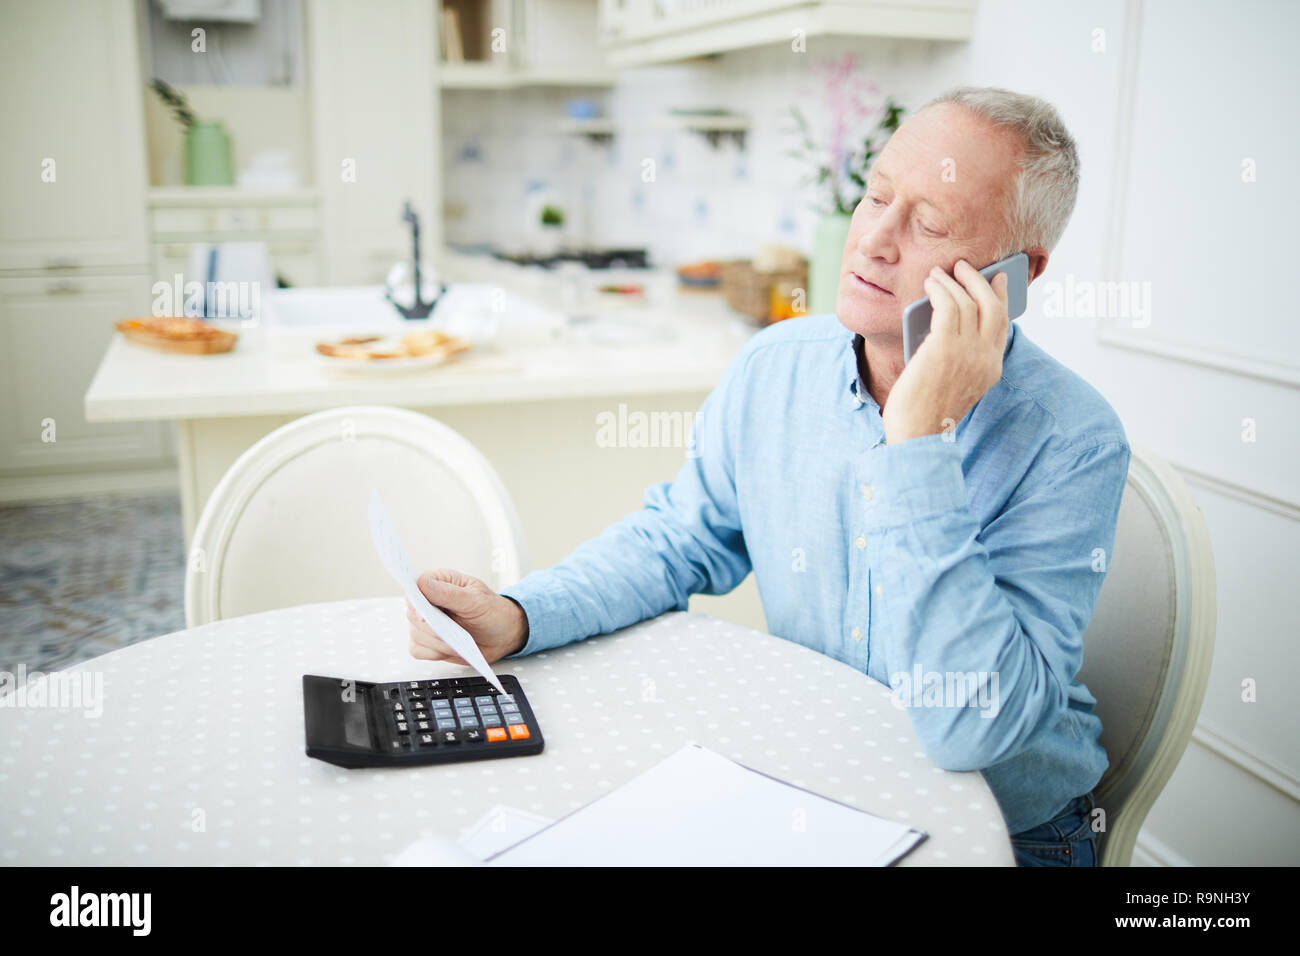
[367,489,505,695]
[485,744,928,867]
[389,805,554,866]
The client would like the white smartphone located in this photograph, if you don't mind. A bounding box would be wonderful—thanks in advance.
[902,251,1029,363]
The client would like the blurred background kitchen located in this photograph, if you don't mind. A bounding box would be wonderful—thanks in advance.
[1,0,1296,865]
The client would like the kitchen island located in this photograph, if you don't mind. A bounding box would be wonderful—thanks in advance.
[84,262,768,630]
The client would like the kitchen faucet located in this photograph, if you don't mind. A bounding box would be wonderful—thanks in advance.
[387,200,441,319]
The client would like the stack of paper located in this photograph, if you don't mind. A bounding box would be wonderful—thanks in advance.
[485,744,926,867]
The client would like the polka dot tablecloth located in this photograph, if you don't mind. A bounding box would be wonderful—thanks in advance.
[0,598,1014,866]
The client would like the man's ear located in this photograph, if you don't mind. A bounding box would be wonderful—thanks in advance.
[1025,247,1050,283]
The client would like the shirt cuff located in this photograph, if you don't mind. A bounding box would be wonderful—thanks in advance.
[856,433,970,530]
[498,573,578,657]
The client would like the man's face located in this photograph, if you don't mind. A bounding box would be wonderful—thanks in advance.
[835,103,1023,341]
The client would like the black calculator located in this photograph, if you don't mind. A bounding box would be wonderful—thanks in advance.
[302,673,543,768]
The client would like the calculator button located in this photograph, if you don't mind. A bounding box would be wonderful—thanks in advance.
[507,724,531,740]
[496,695,516,706]
[395,722,409,735]
[474,696,496,705]
[457,715,479,728]
[500,709,521,721]
[416,720,433,732]
[408,690,425,701]
[439,731,460,745]
[423,680,446,690]
[418,733,438,748]
[392,701,405,712]
[407,681,420,689]
[481,715,503,727]
[485,727,508,743]
[461,729,485,744]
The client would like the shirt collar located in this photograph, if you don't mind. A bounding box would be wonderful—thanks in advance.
[841,319,1018,407]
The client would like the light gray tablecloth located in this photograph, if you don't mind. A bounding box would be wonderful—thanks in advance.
[0,597,1014,865]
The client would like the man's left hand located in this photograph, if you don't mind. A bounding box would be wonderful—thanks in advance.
[882,259,1010,444]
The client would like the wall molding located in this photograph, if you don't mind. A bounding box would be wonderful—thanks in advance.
[1094,0,1300,383]
[1134,829,1194,867]
[1098,327,1300,390]
[1167,460,1300,522]
[1190,718,1300,804]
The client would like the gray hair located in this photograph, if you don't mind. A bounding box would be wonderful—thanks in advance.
[921,86,1081,257]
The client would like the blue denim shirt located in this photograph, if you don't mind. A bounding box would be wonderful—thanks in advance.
[502,313,1128,835]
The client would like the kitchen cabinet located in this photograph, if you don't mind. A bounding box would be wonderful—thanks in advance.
[0,275,166,474]
[0,0,149,272]
[437,0,615,88]
[308,0,440,285]
[0,0,168,501]
[598,0,977,66]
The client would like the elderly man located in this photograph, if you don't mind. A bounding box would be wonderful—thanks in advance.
[407,86,1128,867]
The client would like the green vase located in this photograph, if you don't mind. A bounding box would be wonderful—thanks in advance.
[809,211,852,316]
[185,121,234,186]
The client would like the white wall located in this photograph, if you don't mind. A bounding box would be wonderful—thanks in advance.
[440,0,1300,865]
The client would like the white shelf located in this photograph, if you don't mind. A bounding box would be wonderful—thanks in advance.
[601,0,977,67]
[438,61,617,89]
[557,117,616,136]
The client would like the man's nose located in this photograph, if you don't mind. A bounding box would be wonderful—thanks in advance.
[856,216,900,263]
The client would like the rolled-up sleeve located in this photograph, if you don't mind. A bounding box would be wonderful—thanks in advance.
[501,350,754,657]
[861,433,1130,772]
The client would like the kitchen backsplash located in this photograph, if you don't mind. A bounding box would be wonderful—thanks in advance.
[441,35,962,268]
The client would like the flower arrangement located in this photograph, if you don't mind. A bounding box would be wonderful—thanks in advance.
[788,53,905,215]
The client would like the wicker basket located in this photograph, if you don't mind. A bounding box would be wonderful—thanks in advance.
[721,258,809,325]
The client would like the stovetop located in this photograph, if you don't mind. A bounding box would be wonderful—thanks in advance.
[492,248,650,270]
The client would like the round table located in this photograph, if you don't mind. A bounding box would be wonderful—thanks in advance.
[0,598,1014,866]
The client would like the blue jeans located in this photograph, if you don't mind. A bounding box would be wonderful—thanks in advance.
[1009,791,1098,867]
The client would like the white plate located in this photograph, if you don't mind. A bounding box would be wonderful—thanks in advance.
[313,336,470,374]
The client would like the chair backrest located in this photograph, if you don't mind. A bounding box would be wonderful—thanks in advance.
[185,406,528,627]
[1078,445,1216,865]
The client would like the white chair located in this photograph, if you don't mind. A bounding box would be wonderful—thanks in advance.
[185,406,528,627]
[1078,445,1217,866]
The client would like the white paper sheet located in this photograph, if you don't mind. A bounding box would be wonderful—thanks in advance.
[388,805,555,866]
[368,489,505,694]
[486,744,928,867]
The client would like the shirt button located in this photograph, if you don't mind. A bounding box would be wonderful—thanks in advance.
[851,628,863,641]
[861,484,874,500]
[855,535,867,550]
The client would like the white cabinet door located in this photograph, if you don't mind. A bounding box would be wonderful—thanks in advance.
[0,275,165,471]
[308,0,439,285]
[0,0,149,271]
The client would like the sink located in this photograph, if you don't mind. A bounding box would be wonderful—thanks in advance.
[258,284,568,354]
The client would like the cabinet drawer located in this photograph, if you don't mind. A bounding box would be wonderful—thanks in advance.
[0,273,166,472]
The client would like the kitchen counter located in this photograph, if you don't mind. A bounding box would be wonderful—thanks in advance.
[83,261,769,632]
[84,284,753,423]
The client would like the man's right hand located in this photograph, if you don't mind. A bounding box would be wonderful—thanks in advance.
[406,568,529,666]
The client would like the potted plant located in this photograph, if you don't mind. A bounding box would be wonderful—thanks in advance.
[788,55,903,315]
[151,79,235,186]
[536,203,565,257]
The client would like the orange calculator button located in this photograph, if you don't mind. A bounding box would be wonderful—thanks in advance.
[507,723,531,740]
[485,727,508,742]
